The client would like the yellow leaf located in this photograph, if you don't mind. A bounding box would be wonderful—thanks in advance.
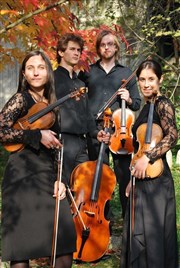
[16,25,25,31]
[0,10,19,15]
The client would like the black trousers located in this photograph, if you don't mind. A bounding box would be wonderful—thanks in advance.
[87,135,131,218]
[61,133,89,186]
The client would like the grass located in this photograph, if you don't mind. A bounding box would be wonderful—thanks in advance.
[173,158,180,253]
[0,145,179,267]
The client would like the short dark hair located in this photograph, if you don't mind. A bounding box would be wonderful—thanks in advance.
[136,59,163,80]
[56,33,84,64]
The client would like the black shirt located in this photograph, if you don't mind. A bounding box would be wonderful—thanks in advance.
[78,60,141,118]
[54,66,97,136]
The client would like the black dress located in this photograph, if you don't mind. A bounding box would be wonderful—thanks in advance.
[0,91,76,261]
[120,96,178,268]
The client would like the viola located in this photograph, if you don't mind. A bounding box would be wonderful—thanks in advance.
[109,99,135,154]
[3,87,86,152]
[131,96,163,178]
[69,108,116,262]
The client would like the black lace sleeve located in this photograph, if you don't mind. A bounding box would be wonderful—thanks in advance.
[145,97,178,163]
[0,93,41,149]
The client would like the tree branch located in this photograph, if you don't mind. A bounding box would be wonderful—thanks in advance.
[154,53,179,73]
[169,73,180,100]
[0,0,67,35]
[117,0,179,73]
[117,0,153,45]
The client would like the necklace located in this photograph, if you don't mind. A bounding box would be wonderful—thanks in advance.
[29,89,47,103]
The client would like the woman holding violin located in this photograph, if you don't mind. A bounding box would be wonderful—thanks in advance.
[120,59,178,268]
[0,50,76,268]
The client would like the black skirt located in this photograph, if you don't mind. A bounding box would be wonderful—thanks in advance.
[1,147,76,261]
[120,160,178,268]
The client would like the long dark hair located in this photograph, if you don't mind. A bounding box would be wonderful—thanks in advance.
[136,59,163,80]
[17,50,56,105]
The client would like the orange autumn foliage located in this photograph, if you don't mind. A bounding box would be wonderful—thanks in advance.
[0,0,131,71]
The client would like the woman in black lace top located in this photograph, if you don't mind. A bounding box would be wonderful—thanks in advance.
[120,59,178,268]
[0,51,76,268]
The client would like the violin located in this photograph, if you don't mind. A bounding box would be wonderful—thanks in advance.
[131,95,163,178]
[109,99,135,155]
[96,56,150,120]
[3,87,86,152]
[96,71,137,120]
[69,108,116,262]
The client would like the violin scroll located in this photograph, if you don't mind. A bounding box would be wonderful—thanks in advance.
[72,87,88,101]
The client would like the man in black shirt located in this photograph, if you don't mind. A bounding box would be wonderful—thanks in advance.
[54,33,109,186]
[78,30,141,218]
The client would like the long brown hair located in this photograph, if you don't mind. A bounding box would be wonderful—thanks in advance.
[17,50,56,105]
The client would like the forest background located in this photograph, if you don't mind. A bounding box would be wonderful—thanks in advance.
[0,0,180,267]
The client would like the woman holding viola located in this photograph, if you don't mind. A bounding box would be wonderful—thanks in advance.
[120,59,178,268]
[0,50,76,268]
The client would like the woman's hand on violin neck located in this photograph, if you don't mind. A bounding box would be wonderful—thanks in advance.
[131,154,150,179]
[53,181,66,200]
[40,130,62,149]
[97,130,110,144]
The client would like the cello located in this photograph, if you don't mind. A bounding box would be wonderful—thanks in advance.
[69,108,116,262]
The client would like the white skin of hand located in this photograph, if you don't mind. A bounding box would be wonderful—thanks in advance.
[131,154,150,179]
[117,88,130,103]
[53,181,66,200]
[40,130,62,149]
[126,154,150,196]
[125,181,131,197]
[97,130,111,144]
